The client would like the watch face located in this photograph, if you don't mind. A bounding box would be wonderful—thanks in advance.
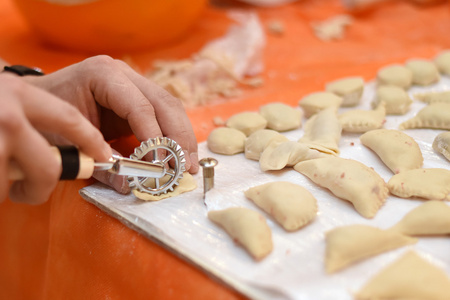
[3,65,44,76]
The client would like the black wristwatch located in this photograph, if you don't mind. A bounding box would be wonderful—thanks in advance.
[2,65,45,76]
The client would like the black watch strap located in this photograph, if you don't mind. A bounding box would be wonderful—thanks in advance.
[3,65,45,76]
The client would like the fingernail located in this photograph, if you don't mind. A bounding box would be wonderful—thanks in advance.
[190,152,199,173]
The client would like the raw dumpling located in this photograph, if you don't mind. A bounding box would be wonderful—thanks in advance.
[226,112,267,136]
[372,85,412,115]
[387,168,450,200]
[390,200,450,236]
[133,172,197,201]
[434,50,450,75]
[355,251,450,300]
[244,129,288,161]
[414,90,450,104]
[259,140,324,171]
[207,127,246,155]
[433,131,450,162]
[405,59,440,86]
[325,224,417,273]
[399,102,450,130]
[299,106,342,155]
[294,157,388,218]
[208,207,273,260]
[325,76,364,107]
[339,102,386,133]
[244,181,318,231]
[360,129,423,174]
[376,64,413,89]
[259,102,302,132]
[298,91,343,118]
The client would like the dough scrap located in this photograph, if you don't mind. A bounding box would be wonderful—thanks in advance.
[434,50,450,75]
[360,129,423,174]
[355,251,450,300]
[405,59,440,86]
[390,200,450,236]
[294,157,388,218]
[259,102,302,132]
[372,85,412,115]
[244,129,288,161]
[298,91,343,118]
[226,111,267,136]
[414,90,450,104]
[133,172,197,201]
[339,102,386,133]
[299,106,342,155]
[208,207,273,260]
[376,64,413,89]
[260,140,325,171]
[325,224,417,273]
[387,168,450,200]
[399,102,450,130]
[244,181,318,231]
[433,131,450,162]
[207,127,247,155]
[325,76,364,107]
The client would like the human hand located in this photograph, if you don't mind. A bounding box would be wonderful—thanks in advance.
[0,73,111,204]
[25,55,199,194]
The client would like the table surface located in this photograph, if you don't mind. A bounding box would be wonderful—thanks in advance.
[1,0,450,299]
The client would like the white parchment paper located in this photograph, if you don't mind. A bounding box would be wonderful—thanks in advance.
[81,78,450,300]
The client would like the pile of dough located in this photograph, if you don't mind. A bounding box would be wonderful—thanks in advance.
[387,168,450,200]
[433,131,450,162]
[260,140,324,171]
[399,102,450,130]
[259,102,302,132]
[390,200,450,236]
[325,76,364,107]
[207,127,247,155]
[226,111,267,136]
[244,129,288,161]
[372,85,412,115]
[339,102,386,133]
[133,172,197,201]
[294,157,388,218]
[434,50,450,75]
[355,251,450,300]
[299,106,342,155]
[244,181,318,231]
[325,224,417,273]
[414,90,450,104]
[298,91,343,118]
[376,64,413,89]
[405,59,440,86]
[208,207,273,260]
[360,129,423,174]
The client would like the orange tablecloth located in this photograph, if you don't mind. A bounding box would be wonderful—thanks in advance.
[1,0,449,299]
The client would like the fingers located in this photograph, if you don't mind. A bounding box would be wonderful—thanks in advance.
[92,148,130,194]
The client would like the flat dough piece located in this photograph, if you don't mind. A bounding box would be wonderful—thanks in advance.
[259,140,325,171]
[387,168,450,200]
[433,131,450,162]
[390,200,450,236]
[360,129,423,174]
[226,112,268,136]
[372,85,412,115]
[244,181,318,231]
[339,102,386,133]
[414,90,450,104]
[399,102,450,130]
[298,91,343,118]
[355,251,450,300]
[133,172,197,201]
[244,129,288,161]
[434,50,450,75]
[299,106,342,155]
[325,76,364,107]
[376,64,413,89]
[405,59,440,86]
[294,157,388,218]
[208,207,273,260]
[259,102,302,132]
[207,127,246,155]
[325,224,417,273]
